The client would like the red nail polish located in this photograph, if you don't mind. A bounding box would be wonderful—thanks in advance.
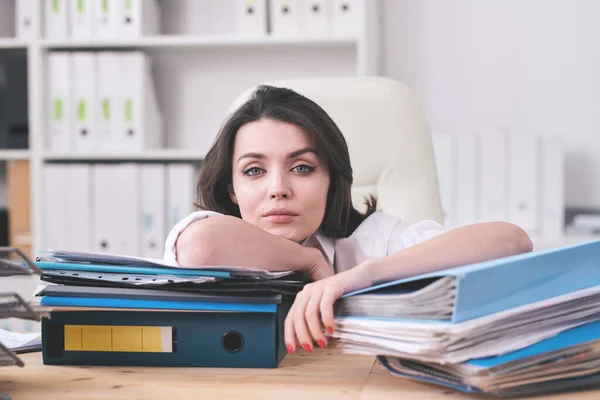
[317,340,327,348]
[327,326,335,334]
[303,343,312,353]
[287,344,294,353]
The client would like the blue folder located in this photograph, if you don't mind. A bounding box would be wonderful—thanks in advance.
[378,320,600,396]
[341,239,600,323]
[42,294,294,368]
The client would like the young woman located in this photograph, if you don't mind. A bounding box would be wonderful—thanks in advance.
[163,85,533,355]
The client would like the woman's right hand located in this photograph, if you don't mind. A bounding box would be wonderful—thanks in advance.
[304,247,334,281]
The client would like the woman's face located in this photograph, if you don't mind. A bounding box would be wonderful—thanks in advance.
[230,118,330,242]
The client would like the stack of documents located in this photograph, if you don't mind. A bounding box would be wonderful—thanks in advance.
[36,250,308,300]
[35,250,306,368]
[332,240,600,396]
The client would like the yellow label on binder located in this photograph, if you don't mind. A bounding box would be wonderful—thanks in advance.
[64,325,173,352]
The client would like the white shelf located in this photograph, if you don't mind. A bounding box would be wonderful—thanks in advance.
[0,38,27,50]
[42,35,357,51]
[0,150,30,160]
[43,150,206,162]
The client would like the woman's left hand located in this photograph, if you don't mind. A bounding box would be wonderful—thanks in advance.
[284,263,373,353]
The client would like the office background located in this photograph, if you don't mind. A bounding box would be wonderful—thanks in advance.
[0,0,598,330]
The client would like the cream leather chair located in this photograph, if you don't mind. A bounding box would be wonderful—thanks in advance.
[228,77,444,225]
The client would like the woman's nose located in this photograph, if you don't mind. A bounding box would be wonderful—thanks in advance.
[268,175,291,199]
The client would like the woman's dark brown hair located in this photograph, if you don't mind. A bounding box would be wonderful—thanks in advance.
[196,84,377,238]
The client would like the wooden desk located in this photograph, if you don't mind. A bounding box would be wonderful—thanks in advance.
[1,348,599,400]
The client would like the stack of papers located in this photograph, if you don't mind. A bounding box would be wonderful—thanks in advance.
[35,250,309,312]
[331,239,600,396]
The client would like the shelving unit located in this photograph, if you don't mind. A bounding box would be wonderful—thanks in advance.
[43,149,206,162]
[1,0,381,257]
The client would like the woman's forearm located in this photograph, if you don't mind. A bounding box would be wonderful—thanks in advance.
[175,215,330,279]
[356,222,533,290]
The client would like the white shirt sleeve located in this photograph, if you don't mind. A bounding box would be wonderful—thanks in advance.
[387,219,447,255]
[163,210,223,265]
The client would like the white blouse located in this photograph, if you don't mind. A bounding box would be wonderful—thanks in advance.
[163,211,447,274]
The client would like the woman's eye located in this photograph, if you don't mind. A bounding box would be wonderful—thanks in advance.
[292,164,315,174]
[243,167,264,176]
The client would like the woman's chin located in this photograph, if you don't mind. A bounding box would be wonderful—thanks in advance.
[264,227,305,243]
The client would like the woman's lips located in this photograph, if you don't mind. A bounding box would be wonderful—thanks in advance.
[264,214,296,223]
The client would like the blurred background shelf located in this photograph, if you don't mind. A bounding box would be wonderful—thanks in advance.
[43,150,206,162]
[0,38,27,50]
[42,34,358,51]
[0,150,29,161]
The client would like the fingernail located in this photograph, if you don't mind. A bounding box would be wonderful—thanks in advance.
[327,326,335,334]
[317,340,327,348]
[303,343,312,353]
[287,344,294,354]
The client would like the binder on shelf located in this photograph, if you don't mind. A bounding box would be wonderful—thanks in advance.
[15,0,36,39]
[507,131,539,235]
[47,53,73,152]
[94,0,119,38]
[0,0,15,37]
[166,163,197,229]
[539,136,565,240]
[65,164,92,252]
[121,0,160,37]
[45,0,69,39]
[69,0,94,40]
[479,130,508,222]
[234,0,267,37]
[331,0,360,37]
[95,52,121,151]
[300,0,331,37]
[71,52,97,152]
[120,52,163,151]
[43,164,68,251]
[140,164,166,259]
[92,164,140,256]
[269,0,300,37]
[455,135,478,227]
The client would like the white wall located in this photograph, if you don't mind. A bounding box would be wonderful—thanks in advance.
[381,0,600,208]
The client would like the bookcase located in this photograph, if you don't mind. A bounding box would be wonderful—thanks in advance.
[0,0,381,259]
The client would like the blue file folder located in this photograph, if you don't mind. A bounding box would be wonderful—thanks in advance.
[378,320,600,397]
[340,239,600,323]
[42,294,294,368]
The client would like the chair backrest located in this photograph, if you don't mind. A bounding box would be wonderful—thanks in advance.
[228,76,443,225]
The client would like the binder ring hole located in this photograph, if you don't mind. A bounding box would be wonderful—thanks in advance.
[312,4,320,12]
[222,331,244,353]
[125,16,132,24]
[341,3,349,12]
[100,240,109,249]
[282,6,289,14]
[246,6,254,15]
[127,129,134,136]
[81,128,88,136]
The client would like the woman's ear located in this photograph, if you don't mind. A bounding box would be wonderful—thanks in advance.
[228,184,238,204]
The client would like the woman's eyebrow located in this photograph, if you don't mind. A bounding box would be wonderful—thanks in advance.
[237,152,264,164]
[237,147,317,164]
[287,147,318,159]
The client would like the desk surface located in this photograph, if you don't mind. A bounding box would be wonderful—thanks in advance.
[1,347,599,400]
